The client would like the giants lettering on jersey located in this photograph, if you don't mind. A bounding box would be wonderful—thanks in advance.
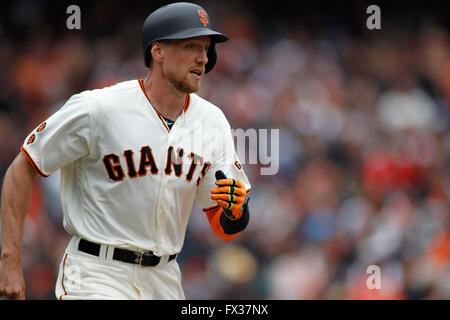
[102,145,211,186]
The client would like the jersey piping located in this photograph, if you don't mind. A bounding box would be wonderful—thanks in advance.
[137,79,190,132]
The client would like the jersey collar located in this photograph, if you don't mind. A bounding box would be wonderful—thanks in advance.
[138,79,190,132]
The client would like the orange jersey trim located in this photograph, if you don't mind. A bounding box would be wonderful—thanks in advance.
[183,94,190,113]
[138,79,170,132]
[20,146,49,178]
[59,253,69,300]
[203,206,239,242]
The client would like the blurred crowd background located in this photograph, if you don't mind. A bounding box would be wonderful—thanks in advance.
[1,0,450,299]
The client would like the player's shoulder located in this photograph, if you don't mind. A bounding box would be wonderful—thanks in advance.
[189,93,229,127]
[56,80,139,115]
[78,79,139,100]
[66,80,141,115]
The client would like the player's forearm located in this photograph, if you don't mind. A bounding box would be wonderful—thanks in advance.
[0,153,37,263]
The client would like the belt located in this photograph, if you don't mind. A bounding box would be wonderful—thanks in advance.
[78,238,177,267]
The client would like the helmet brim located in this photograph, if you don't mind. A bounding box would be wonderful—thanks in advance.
[153,27,228,44]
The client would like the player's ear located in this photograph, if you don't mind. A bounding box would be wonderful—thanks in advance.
[150,42,164,64]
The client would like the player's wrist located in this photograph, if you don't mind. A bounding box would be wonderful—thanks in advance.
[219,197,250,234]
[0,250,22,265]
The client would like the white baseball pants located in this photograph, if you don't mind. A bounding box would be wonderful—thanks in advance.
[55,236,185,300]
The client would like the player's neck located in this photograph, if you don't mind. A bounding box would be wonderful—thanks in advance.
[142,74,186,121]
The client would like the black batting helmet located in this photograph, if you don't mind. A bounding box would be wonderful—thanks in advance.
[142,2,228,73]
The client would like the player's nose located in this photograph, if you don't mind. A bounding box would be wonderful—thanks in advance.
[196,49,208,66]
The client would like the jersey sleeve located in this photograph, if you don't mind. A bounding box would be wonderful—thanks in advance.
[21,93,91,177]
[195,117,251,241]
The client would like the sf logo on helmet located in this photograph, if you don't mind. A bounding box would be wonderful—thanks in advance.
[197,10,208,26]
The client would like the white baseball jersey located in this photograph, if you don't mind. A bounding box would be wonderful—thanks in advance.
[21,79,251,256]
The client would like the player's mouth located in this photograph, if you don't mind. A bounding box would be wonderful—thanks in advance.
[189,69,203,80]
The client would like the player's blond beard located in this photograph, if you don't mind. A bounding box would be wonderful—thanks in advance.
[164,67,201,94]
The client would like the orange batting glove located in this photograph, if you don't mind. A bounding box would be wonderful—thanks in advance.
[210,170,248,220]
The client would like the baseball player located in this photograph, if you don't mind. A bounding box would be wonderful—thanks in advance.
[0,2,251,300]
